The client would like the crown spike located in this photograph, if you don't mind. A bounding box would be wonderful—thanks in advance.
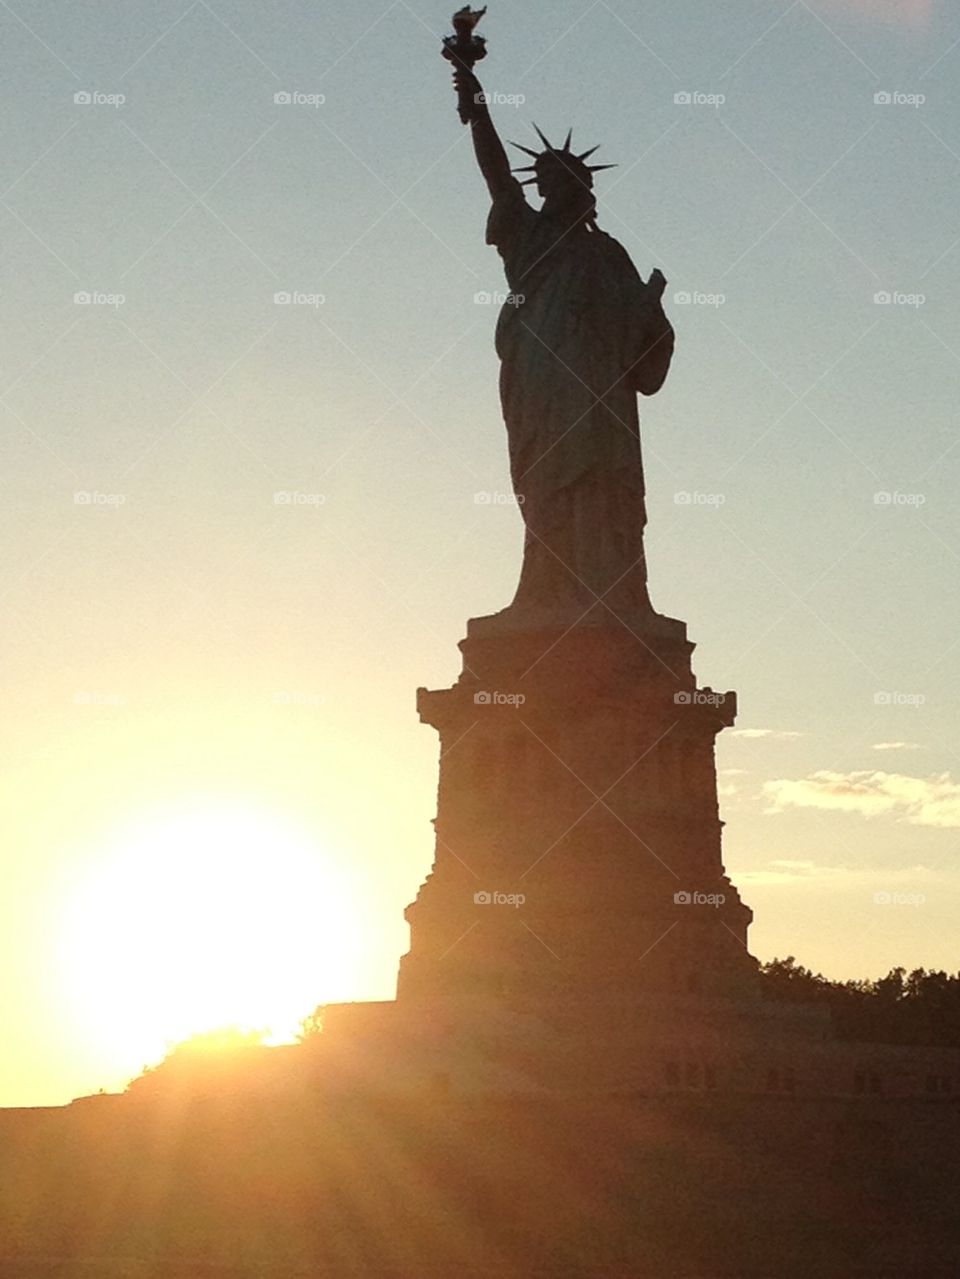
[511,165,537,173]
[577,145,601,161]
[533,123,554,150]
[562,128,573,152]
[508,141,540,159]
[519,178,539,186]
[587,163,617,172]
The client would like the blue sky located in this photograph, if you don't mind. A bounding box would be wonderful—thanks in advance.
[2,0,960,1104]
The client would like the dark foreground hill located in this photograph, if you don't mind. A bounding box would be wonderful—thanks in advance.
[1,1082,959,1278]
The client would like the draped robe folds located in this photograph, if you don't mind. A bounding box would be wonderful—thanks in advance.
[487,177,674,619]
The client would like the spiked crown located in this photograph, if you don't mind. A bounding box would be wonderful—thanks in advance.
[508,126,616,188]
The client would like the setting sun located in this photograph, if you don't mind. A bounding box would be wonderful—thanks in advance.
[58,801,364,1082]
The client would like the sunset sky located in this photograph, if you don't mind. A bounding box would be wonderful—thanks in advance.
[2,0,960,1107]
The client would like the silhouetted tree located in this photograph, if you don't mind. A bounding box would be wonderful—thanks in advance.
[761,958,960,1047]
[298,1005,326,1041]
[126,1027,268,1093]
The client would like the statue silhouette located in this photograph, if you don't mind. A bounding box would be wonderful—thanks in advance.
[453,63,674,621]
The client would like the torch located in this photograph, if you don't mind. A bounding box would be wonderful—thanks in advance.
[442,6,488,125]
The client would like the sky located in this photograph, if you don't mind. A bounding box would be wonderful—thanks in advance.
[1,0,960,1106]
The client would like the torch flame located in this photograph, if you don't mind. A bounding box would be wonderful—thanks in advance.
[453,6,487,31]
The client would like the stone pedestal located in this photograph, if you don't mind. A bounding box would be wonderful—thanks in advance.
[398,601,757,1013]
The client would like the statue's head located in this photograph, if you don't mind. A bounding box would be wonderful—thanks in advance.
[510,128,615,227]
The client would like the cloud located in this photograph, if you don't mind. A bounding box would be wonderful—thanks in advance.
[729,728,802,740]
[739,857,935,888]
[764,770,960,828]
[718,766,749,797]
[872,741,923,752]
[738,858,846,886]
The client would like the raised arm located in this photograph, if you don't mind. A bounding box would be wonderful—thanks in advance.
[452,68,514,200]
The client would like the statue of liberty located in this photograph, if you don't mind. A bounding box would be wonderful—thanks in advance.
[445,11,674,622]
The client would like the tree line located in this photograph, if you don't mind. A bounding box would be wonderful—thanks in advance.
[761,957,960,1047]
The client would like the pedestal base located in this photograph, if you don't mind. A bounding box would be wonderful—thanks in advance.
[399,608,755,1010]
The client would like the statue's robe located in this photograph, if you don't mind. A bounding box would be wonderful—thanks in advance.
[487,177,674,618]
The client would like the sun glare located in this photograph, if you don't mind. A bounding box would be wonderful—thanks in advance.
[59,802,364,1082]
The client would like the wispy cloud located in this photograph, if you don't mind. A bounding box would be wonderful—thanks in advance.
[872,741,923,752]
[739,857,936,888]
[718,767,748,798]
[730,728,802,741]
[765,770,960,828]
[738,857,845,886]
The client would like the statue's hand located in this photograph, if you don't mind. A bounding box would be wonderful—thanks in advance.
[648,268,667,300]
[453,67,482,120]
